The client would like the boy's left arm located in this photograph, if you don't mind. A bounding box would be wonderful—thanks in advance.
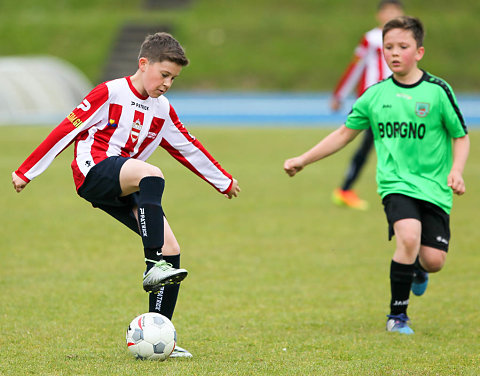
[161,105,239,198]
[448,135,470,195]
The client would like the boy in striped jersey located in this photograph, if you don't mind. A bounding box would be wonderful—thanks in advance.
[331,0,404,210]
[12,32,240,356]
[285,16,469,334]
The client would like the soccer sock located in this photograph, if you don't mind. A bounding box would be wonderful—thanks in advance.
[149,254,181,320]
[389,260,415,316]
[137,176,165,269]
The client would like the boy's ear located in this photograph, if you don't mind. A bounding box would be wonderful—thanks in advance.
[415,46,425,62]
[138,57,149,71]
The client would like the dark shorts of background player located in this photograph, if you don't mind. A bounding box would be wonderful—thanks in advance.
[77,156,141,235]
[382,193,450,252]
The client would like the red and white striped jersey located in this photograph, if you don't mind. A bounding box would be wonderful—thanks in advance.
[15,76,233,194]
[332,27,392,101]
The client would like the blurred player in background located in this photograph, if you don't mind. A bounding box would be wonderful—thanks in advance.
[12,32,240,357]
[331,0,404,210]
[285,16,469,334]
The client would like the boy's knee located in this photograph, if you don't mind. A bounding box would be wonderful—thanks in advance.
[422,258,445,273]
[420,251,446,273]
[142,165,163,178]
[399,233,420,253]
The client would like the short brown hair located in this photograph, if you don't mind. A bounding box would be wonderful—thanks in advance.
[138,32,189,66]
[383,16,424,47]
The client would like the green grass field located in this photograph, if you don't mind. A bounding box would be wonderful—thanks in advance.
[1,126,479,375]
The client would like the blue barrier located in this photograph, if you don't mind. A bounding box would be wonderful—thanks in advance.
[168,92,480,127]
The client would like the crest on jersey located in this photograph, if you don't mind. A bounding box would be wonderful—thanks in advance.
[415,102,430,117]
[131,119,143,142]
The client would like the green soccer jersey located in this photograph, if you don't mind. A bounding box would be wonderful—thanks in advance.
[345,71,467,214]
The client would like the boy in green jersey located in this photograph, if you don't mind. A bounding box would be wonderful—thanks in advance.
[284,16,469,334]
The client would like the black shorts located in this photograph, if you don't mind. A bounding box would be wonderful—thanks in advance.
[382,193,450,252]
[77,156,140,234]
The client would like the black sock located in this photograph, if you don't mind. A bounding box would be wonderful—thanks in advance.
[149,254,181,320]
[137,176,165,268]
[389,260,415,316]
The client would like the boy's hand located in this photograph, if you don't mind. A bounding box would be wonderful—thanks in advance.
[12,172,28,193]
[284,157,304,177]
[448,170,465,195]
[225,178,240,199]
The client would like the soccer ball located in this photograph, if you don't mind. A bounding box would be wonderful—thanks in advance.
[126,312,176,360]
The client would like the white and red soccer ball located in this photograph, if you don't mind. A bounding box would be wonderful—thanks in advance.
[126,312,176,360]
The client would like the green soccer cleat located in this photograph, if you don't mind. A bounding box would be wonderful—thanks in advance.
[143,259,188,293]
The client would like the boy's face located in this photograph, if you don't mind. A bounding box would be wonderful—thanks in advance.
[383,28,424,77]
[139,59,182,98]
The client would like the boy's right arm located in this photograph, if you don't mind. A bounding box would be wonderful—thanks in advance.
[12,84,108,193]
[284,125,361,177]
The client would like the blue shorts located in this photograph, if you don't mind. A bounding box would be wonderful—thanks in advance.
[382,193,450,252]
[78,156,140,234]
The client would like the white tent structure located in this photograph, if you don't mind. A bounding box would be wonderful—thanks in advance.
[0,56,92,125]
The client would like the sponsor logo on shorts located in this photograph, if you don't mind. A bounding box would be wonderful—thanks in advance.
[436,236,449,245]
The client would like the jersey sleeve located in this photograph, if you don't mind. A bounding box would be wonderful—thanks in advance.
[159,105,233,194]
[332,35,369,101]
[15,83,109,183]
[439,81,468,138]
[344,91,372,130]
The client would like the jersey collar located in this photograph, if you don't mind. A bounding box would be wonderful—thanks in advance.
[391,70,428,89]
[126,76,149,100]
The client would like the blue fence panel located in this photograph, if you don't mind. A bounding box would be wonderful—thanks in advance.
[168,92,480,127]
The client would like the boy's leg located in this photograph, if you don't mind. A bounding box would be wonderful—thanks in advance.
[412,245,447,296]
[417,246,447,272]
[119,159,188,292]
[412,201,450,296]
[390,218,421,313]
[149,218,182,320]
[148,218,193,358]
[386,218,420,334]
[382,194,423,334]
